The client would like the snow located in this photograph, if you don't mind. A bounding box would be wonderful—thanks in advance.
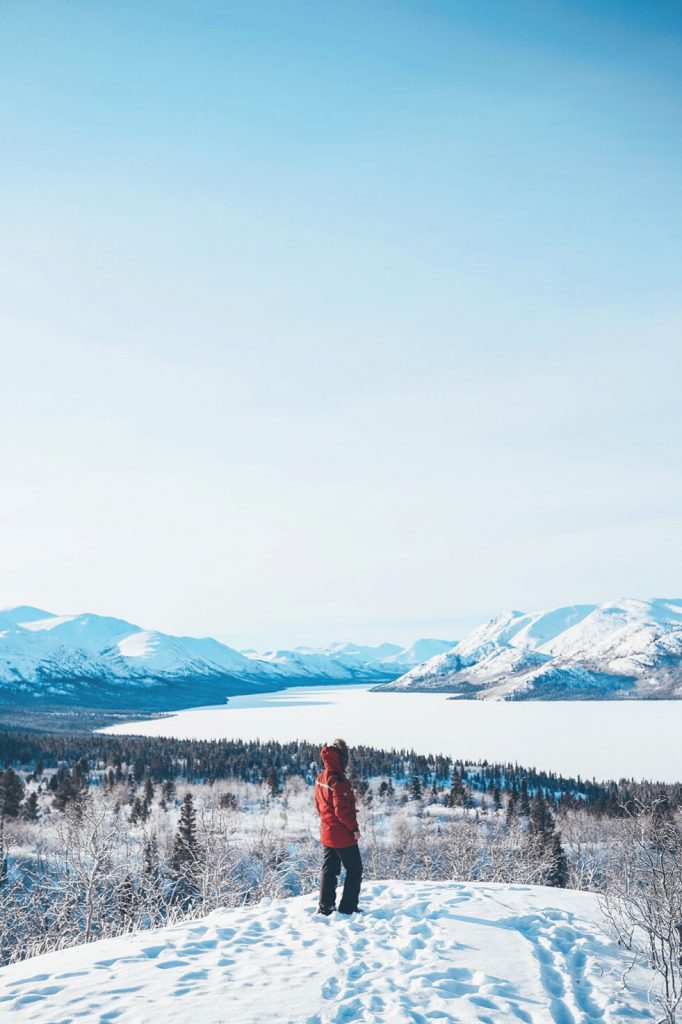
[115,630,270,678]
[388,597,682,698]
[102,683,682,782]
[0,881,655,1023]
[0,605,452,690]
[0,606,56,624]
[248,640,457,680]
[21,613,142,653]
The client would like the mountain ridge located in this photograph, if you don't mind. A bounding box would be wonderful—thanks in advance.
[378,597,682,700]
[0,605,453,709]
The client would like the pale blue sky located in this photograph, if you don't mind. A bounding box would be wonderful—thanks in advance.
[1,1,681,648]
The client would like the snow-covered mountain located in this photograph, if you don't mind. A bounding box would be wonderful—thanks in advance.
[0,881,656,1023]
[0,606,452,708]
[380,598,682,700]
[248,638,455,681]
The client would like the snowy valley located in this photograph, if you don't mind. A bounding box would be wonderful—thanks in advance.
[2,598,682,719]
[0,605,452,713]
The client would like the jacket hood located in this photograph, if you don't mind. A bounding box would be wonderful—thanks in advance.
[321,744,343,772]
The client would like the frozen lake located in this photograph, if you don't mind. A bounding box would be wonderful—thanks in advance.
[101,684,682,783]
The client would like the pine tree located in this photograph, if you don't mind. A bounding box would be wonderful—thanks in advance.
[142,833,161,881]
[0,767,25,818]
[219,791,239,811]
[266,765,280,797]
[161,778,176,805]
[547,832,568,888]
[529,791,552,843]
[519,778,531,817]
[52,765,88,813]
[129,797,147,824]
[22,791,39,821]
[73,757,89,790]
[0,820,7,886]
[448,769,469,808]
[117,873,137,925]
[409,775,422,801]
[172,792,199,874]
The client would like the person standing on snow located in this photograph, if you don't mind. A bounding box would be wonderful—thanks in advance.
[314,738,363,915]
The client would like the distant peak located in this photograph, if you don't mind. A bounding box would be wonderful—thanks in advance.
[0,605,56,624]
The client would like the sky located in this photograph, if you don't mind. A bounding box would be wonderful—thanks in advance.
[1,0,681,650]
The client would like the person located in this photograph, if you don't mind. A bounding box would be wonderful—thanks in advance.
[314,738,363,915]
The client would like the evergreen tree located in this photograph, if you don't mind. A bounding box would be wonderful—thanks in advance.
[117,873,137,925]
[51,765,88,813]
[73,757,89,790]
[142,833,161,881]
[529,791,552,843]
[518,778,531,817]
[0,820,7,886]
[219,791,239,811]
[22,791,39,821]
[129,797,147,824]
[161,778,176,806]
[547,832,568,888]
[0,767,25,818]
[409,775,422,801]
[448,769,469,808]
[266,765,280,797]
[172,792,199,875]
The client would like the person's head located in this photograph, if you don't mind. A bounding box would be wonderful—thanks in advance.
[332,737,349,770]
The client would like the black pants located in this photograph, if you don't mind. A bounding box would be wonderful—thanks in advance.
[318,843,363,914]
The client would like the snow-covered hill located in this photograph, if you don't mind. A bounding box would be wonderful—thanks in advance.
[0,881,655,1023]
[249,638,455,681]
[381,598,682,700]
[0,606,452,708]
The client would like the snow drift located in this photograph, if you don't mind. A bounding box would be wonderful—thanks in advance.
[0,880,656,1023]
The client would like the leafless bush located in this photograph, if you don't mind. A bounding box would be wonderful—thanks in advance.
[599,801,682,1023]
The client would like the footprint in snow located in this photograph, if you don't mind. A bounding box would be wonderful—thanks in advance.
[7,973,51,986]
[321,975,340,999]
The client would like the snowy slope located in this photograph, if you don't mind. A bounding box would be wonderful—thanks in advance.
[0,881,655,1023]
[0,606,454,706]
[382,598,682,700]
[21,612,143,653]
[0,608,276,707]
[251,639,456,681]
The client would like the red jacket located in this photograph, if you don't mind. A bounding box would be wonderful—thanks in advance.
[314,745,358,848]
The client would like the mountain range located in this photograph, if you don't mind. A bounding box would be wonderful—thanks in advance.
[0,605,453,710]
[379,598,682,699]
[2,598,681,712]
